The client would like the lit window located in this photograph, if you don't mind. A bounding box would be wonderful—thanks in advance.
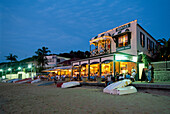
[118,34,128,47]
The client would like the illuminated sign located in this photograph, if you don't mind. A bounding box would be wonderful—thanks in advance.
[116,45,131,51]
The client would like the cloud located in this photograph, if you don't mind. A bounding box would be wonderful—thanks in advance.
[37,4,56,13]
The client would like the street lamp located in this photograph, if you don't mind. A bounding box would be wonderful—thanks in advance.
[0,69,3,78]
[18,67,22,70]
[8,68,12,79]
[28,64,32,79]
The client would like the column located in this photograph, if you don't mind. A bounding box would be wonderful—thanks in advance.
[110,40,111,53]
[88,60,90,80]
[71,66,73,77]
[99,58,101,77]
[113,55,116,76]
[104,40,106,52]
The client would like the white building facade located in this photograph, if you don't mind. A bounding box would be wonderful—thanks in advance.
[72,20,157,80]
[45,54,70,68]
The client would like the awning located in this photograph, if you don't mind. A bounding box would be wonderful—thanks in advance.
[102,60,113,64]
[112,29,130,37]
[42,68,55,72]
[122,28,130,33]
[81,63,88,66]
[114,31,118,36]
[55,66,72,70]
[90,62,99,65]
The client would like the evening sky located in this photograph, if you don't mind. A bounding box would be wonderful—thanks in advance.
[0,0,170,62]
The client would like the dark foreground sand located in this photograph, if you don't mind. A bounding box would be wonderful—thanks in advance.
[0,83,170,114]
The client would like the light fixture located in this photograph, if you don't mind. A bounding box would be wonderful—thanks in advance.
[18,67,21,70]
[8,68,11,71]
[28,64,32,68]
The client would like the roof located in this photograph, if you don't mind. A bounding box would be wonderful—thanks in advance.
[58,58,80,66]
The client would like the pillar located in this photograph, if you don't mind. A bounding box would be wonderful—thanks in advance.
[99,58,101,77]
[113,55,116,76]
[88,60,90,80]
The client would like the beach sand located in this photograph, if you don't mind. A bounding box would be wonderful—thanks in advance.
[0,83,170,114]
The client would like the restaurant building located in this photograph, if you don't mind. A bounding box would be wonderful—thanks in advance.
[72,20,157,80]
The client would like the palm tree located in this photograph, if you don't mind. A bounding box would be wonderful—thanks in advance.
[5,53,18,62]
[35,47,51,71]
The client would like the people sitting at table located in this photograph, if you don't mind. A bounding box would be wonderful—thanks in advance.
[101,75,105,82]
[105,74,112,86]
[119,74,124,80]
[125,72,131,79]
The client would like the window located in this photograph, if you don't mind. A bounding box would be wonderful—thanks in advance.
[140,32,145,48]
[147,37,150,51]
[118,34,128,47]
[57,59,60,62]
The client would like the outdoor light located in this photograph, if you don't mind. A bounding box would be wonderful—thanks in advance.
[18,67,22,70]
[28,64,32,68]
[0,69,3,72]
[8,68,11,71]
[132,57,137,62]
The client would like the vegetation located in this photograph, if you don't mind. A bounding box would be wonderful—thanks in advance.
[59,50,90,59]
[5,53,18,62]
[154,38,170,61]
[35,47,51,72]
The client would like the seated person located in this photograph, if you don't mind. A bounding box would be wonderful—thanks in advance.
[119,74,124,80]
[126,72,130,79]
[101,76,105,81]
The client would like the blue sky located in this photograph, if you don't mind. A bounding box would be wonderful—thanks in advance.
[0,0,170,62]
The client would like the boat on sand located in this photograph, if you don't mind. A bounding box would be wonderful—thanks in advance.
[61,81,80,88]
[103,79,137,95]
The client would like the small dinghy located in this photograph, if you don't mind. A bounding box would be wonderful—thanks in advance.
[61,81,80,88]
[103,79,137,95]
[103,79,132,94]
[116,86,137,95]
[14,78,32,84]
[7,79,19,83]
[31,78,41,84]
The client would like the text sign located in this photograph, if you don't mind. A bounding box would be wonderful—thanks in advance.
[116,24,130,32]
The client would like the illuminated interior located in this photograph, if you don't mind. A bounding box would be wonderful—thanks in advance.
[90,64,99,76]
[101,62,113,76]
[55,69,71,77]
[115,62,136,75]
[118,34,128,47]
[90,38,111,56]
[80,64,88,76]
[73,66,80,76]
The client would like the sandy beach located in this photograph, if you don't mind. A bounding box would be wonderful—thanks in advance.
[0,83,170,114]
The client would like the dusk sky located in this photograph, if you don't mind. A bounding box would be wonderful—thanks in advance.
[0,0,170,63]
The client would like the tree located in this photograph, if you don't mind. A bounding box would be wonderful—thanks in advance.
[35,47,51,71]
[5,53,18,62]
[157,38,170,61]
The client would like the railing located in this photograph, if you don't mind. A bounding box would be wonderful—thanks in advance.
[151,61,170,71]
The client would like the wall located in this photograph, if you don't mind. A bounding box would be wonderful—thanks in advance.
[6,72,36,79]
[137,25,157,57]
[154,71,170,81]
[118,20,138,56]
